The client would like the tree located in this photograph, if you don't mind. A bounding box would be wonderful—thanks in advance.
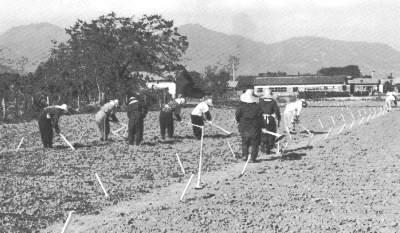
[317,65,361,77]
[203,66,230,99]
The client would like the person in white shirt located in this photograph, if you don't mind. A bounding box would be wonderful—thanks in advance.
[190,98,213,139]
[283,99,307,134]
[385,94,396,112]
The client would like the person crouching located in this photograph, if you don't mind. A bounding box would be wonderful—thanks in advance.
[190,98,213,139]
[127,95,147,146]
[236,89,263,162]
[95,99,119,141]
[159,96,186,140]
[38,104,69,148]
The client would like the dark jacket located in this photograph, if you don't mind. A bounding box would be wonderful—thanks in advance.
[259,98,281,122]
[127,100,147,120]
[235,102,263,137]
[38,107,65,133]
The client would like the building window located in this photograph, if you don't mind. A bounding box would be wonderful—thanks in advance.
[342,85,347,91]
[324,86,328,90]
[256,88,263,93]
[270,87,287,92]
[293,87,298,92]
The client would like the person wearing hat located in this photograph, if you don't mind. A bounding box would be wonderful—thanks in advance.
[236,89,263,162]
[127,95,148,146]
[95,99,120,141]
[190,97,213,139]
[159,96,186,141]
[258,89,282,154]
[283,98,307,134]
[38,104,69,148]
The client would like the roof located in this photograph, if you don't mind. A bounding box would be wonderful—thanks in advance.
[253,75,347,86]
[131,71,174,82]
[347,78,380,85]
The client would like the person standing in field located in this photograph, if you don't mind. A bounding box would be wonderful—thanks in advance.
[190,97,213,139]
[38,104,69,148]
[159,96,186,141]
[127,95,148,146]
[259,89,282,154]
[236,89,263,162]
[95,99,120,141]
[385,93,396,111]
[283,99,307,134]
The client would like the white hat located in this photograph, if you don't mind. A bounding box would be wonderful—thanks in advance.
[205,98,213,106]
[111,99,119,106]
[240,89,259,103]
[55,104,68,112]
[129,96,137,101]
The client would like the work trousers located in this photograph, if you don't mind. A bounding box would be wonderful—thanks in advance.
[128,117,144,145]
[241,134,260,161]
[38,117,53,148]
[191,115,204,139]
[261,115,277,153]
[159,111,174,139]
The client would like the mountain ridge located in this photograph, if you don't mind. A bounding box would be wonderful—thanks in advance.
[1,22,400,76]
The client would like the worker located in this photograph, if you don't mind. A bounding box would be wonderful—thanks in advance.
[127,95,148,146]
[283,99,307,134]
[236,89,263,162]
[190,97,213,139]
[259,89,282,154]
[38,104,69,148]
[95,99,119,141]
[159,96,186,141]
[385,93,396,112]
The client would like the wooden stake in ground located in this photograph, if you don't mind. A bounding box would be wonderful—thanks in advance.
[341,114,346,124]
[240,154,252,177]
[330,116,336,126]
[195,126,204,189]
[325,128,332,139]
[227,141,236,158]
[180,174,194,201]
[285,127,293,140]
[318,118,324,129]
[95,173,109,198]
[59,134,75,150]
[60,211,74,233]
[176,153,185,174]
[337,124,346,134]
[15,137,24,152]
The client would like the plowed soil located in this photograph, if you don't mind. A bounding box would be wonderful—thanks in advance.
[1,100,399,233]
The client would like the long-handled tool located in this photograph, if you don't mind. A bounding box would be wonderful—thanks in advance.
[207,122,232,135]
[261,129,285,142]
[59,133,75,150]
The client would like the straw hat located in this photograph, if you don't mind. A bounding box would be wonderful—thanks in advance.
[205,98,213,106]
[240,89,259,103]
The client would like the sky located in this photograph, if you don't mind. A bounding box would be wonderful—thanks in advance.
[1,0,400,49]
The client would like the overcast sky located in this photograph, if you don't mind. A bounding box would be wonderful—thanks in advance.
[1,0,400,49]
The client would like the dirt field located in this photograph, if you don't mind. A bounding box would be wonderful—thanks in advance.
[1,100,399,233]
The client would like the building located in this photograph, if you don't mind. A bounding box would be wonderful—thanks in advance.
[131,71,177,98]
[253,75,348,97]
[347,78,381,94]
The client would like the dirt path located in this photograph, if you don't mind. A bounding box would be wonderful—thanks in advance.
[44,110,400,233]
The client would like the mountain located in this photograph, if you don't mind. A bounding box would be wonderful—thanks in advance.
[179,24,400,76]
[0,23,68,73]
[1,22,400,76]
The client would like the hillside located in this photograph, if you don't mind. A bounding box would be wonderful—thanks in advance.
[1,22,400,76]
[0,23,68,73]
[179,24,400,76]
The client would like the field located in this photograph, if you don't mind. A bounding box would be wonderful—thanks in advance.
[1,100,400,233]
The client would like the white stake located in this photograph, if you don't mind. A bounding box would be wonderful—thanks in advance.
[359,117,364,125]
[95,173,109,198]
[330,116,336,126]
[195,126,204,189]
[59,133,75,150]
[325,128,332,139]
[276,142,280,155]
[341,114,346,124]
[15,137,24,152]
[176,153,185,174]
[349,111,355,120]
[227,141,236,158]
[318,118,324,129]
[286,127,293,140]
[60,211,74,233]
[337,124,345,134]
[241,154,251,176]
[349,119,354,129]
[180,174,194,201]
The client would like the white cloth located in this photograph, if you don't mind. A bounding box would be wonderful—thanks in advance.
[240,89,259,103]
[191,101,209,116]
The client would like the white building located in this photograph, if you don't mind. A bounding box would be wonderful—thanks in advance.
[253,75,348,97]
